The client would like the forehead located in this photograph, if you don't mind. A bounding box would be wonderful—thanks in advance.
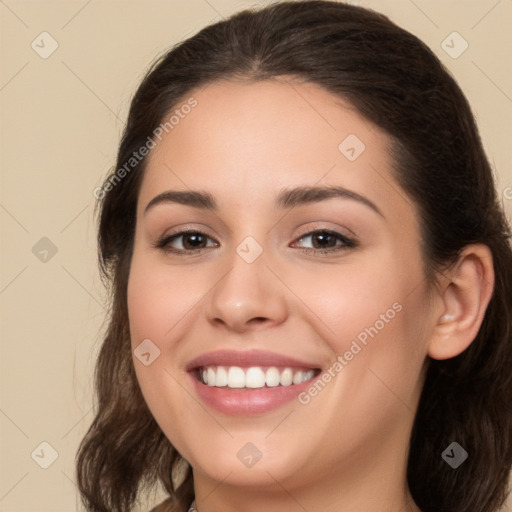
[138,79,403,218]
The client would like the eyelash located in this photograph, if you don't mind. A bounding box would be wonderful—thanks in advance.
[155,228,357,256]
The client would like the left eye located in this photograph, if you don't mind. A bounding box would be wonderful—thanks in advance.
[156,229,356,255]
[292,229,356,254]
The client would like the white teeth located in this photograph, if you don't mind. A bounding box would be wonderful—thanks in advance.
[207,367,216,387]
[265,367,281,387]
[216,366,227,387]
[292,370,304,385]
[303,369,315,381]
[280,368,293,386]
[227,367,245,388]
[200,365,316,388]
[245,367,266,388]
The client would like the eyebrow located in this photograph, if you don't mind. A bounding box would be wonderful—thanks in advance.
[144,185,384,217]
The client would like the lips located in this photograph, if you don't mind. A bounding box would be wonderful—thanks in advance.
[186,350,322,415]
[186,349,322,371]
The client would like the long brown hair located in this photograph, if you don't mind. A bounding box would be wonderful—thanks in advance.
[76,2,512,511]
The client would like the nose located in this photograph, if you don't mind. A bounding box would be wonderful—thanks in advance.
[204,246,288,334]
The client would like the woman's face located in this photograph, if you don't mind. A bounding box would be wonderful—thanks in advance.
[128,79,434,494]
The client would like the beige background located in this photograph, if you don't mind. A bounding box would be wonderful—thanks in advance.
[0,0,511,510]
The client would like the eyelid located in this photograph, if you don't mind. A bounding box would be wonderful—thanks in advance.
[157,223,218,243]
[294,222,357,240]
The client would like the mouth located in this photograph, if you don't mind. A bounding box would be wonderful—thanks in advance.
[185,350,322,414]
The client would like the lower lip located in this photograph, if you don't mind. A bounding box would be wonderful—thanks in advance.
[188,372,317,415]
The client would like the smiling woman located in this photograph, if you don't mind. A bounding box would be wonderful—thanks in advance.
[76,2,512,512]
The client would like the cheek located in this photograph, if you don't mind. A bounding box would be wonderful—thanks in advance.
[127,250,191,399]
[287,254,409,347]
[127,252,206,345]
[290,251,429,400]
[127,258,204,456]
[289,260,428,453]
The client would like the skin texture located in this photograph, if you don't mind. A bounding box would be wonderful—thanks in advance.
[127,79,494,512]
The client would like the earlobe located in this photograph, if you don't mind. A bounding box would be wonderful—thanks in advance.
[427,244,494,360]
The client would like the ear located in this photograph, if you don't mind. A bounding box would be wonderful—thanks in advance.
[427,244,495,360]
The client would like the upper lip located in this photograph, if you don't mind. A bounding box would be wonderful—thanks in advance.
[185,349,321,371]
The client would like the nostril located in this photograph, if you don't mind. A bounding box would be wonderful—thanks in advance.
[249,317,269,325]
